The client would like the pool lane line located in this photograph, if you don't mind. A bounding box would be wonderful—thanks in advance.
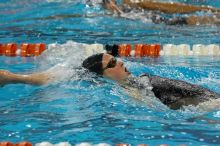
[1,43,220,57]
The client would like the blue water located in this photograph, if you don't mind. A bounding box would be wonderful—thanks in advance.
[0,0,220,145]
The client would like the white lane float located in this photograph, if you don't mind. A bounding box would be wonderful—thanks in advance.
[162,44,177,56]
[75,143,92,146]
[35,142,53,146]
[176,44,192,56]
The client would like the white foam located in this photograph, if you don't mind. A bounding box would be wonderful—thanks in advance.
[38,41,87,68]
[120,9,152,24]
[214,111,220,118]
[35,41,93,83]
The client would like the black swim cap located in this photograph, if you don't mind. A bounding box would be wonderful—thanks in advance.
[82,53,104,75]
[105,44,119,57]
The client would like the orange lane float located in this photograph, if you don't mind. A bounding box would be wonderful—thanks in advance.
[5,43,18,56]
[143,44,160,57]
[134,44,144,57]
[15,142,32,146]
[20,43,46,57]
[119,44,131,57]
[0,43,46,57]
[1,43,14,56]
[20,43,29,57]
[142,44,148,56]
[0,43,18,56]
[0,142,14,146]
[0,44,5,55]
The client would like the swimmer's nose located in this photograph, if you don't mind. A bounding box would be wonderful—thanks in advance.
[118,61,124,67]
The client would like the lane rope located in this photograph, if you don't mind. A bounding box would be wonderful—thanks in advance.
[0,142,187,146]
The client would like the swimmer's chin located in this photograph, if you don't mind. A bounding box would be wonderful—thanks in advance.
[116,74,132,84]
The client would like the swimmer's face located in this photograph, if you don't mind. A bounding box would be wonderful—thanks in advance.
[102,54,130,81]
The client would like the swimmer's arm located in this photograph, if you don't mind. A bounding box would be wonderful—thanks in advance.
[187,116,219,124]
[0,70,51,87]
[123,0,220,14]
[104,0,123,14]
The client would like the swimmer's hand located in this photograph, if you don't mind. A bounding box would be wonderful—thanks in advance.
[105,0,123,15]
[0,70,12,87]
[112,4,123,14]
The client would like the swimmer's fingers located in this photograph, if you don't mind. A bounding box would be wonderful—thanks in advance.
[0,70,10,87]
[108,0,123,14]
[114,6,123,15]
[117,8,124,14]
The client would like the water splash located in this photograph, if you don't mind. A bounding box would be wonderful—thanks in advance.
[35,41,220,119]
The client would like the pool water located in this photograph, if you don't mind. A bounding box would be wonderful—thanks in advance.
[0,0,220,145]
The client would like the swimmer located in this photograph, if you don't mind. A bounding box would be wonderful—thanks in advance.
[101,0,220,25]
[0,53,220,110]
